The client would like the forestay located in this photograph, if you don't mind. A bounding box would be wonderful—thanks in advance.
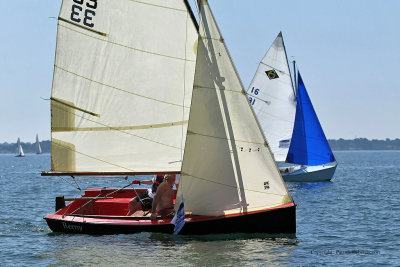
[286,72,335,166]
[247,32,296,162]
[176,0,292,216]
[51,0,198,172]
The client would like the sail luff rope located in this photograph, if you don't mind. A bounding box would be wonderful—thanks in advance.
[180,12,190,162]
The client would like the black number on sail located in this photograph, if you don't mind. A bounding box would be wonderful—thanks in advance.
[249,96,256,106]
[71,5,82,23]
[86,0,98,9]
[84,9,96,27]
[70,0,97,28]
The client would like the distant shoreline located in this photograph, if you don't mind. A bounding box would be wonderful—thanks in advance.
[1,138,400,153]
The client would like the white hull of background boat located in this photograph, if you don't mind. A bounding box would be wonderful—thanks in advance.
[281,162,337,182]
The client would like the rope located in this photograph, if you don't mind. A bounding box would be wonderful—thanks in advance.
[58,175,81,191]
[180,12,190,162]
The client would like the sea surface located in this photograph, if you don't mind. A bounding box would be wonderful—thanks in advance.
[0,151,399,266]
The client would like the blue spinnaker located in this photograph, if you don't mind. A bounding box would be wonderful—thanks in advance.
[286,72,335,165]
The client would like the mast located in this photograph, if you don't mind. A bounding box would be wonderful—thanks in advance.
[293,60,297,96]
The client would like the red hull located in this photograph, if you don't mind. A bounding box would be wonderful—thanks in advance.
[44,188,296,235]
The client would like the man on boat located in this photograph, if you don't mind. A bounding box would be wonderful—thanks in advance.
[150,174,176,220]
[126,174,165,216]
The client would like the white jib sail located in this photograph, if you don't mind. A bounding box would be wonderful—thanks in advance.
[247,32,296,162]
[176,0,292,216]
[36,134,42,154]
[17,138,24,156]
[51,0,198,172]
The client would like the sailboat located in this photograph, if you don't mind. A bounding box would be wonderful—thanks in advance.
[283,69,337,182]
[247,32,337,182]
[35,134,42,154]
[42,0,295,235]
[16,137,24,157]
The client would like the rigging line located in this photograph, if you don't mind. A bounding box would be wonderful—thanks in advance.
[55,66,191,109]
[51,104,184,150]
[58,175,81,191]
[58,24,196,63]
[128,0,187,12]
[181,172,287,197]
[70,181,138,215]
[259,62,290,76]
[180,12,190,161]
[52,139,136,172]
[187,130,266,146]
[193,85,243,94]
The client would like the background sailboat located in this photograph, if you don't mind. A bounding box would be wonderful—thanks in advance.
[247,32,296,162]
[43,0,295,235]
[16,137,24,157]
[247,33,336,182]
[35,134,42,154]
[283,70,337,182]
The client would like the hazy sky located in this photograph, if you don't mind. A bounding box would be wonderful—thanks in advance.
[1,0,399,143]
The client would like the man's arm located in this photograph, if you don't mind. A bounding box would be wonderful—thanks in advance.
[140,180,153,185]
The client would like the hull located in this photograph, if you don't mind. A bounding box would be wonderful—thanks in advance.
[281,162,337,182]
[44,188,295,235]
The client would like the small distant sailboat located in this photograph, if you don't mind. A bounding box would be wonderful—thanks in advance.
[16,138,24,157]
[35,134,42,154]
[247,32,337,182]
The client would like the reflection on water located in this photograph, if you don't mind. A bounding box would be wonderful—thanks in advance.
[43,233,298,266]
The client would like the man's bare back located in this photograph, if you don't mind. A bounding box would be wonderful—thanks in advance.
[150,175,175,220]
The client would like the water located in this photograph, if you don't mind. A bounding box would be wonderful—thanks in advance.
[0,151,399,266]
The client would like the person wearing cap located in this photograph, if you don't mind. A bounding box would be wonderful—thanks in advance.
[126,174,165,216]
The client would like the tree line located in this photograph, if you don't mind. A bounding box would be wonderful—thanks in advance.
[1,138,400,153]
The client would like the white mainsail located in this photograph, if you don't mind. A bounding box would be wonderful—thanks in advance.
[16,138,24,157]
[51,0,198,172]
[247,32,296,162]
[176,0,292,216]
[36,134,42,154]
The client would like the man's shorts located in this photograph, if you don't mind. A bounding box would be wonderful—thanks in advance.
[134,190,153,211]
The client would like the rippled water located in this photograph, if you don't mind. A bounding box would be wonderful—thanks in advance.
[0,151,399,266]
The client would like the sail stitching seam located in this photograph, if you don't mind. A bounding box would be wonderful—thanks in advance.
[52,139,136,171]
[187,130,265,146]
[182,173,287,197]
[128,0,187,12]
[55,65,191,109]
[52,104,184,150]
[58,24,196,63]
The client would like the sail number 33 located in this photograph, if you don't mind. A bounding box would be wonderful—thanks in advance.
[71,0,97,28]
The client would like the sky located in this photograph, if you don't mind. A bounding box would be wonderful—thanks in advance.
[0,0,399,143]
